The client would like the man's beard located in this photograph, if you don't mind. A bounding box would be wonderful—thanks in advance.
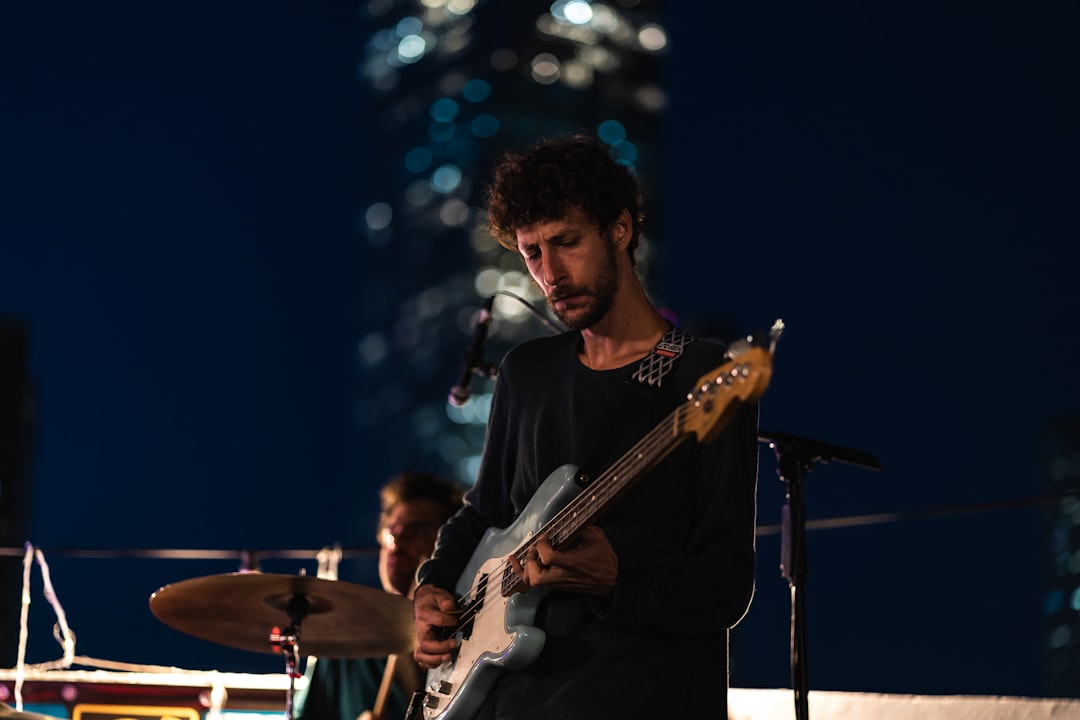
[547,244,620,330]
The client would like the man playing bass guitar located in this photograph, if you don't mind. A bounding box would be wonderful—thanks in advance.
[412,131,761,720]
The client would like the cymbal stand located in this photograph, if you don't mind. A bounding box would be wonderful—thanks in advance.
[759,429,882,720]
[269,593,310,720]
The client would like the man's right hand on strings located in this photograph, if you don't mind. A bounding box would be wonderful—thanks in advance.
[413,583,460,669]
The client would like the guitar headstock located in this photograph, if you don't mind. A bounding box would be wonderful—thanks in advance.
[682,342,774,445]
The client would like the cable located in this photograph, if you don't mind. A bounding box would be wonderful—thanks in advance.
[494,290,564,335]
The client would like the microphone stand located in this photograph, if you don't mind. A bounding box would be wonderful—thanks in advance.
[758,429,883,720]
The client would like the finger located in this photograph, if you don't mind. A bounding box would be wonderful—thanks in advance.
[513,557,534,588]
[527,541,550,569]
[415,649,453,670]
[417,633,456,654]
[536,534,567,569]
[416,607,452,627]
[535,533,555,557]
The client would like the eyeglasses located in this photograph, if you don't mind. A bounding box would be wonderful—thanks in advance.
[379,522,441,547]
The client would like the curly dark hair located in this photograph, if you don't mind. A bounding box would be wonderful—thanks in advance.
[484,132,645,264]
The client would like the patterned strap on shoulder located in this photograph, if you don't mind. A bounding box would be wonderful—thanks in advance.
[629,327,695,388]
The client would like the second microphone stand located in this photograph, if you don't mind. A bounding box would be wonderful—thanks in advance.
[758,429,883,720]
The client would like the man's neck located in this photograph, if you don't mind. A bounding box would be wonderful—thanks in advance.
[577,282,669,371]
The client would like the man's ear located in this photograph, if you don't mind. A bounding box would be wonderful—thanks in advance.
[612,208,632,250]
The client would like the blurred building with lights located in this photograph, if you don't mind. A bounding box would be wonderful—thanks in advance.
[347,0,671,515]
[1044,417,1080,697]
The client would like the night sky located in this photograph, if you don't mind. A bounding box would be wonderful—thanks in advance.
[2,0,1078,703]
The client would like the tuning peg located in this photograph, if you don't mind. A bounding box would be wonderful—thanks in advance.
[768,318,785,354]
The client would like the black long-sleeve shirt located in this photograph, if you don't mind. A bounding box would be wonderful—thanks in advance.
[418,330,759,719]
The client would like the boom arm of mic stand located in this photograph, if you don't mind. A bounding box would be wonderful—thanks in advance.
[759,428,883,474]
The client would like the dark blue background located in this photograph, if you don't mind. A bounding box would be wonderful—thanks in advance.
[2,0,1078,700]
[666,1,1080,698]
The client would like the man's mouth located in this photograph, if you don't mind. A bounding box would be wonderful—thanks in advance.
[551,290,584,305]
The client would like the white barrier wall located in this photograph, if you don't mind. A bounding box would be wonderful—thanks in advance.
[728,688,1080,720]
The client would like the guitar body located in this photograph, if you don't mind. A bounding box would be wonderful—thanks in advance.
[421,464,582,720]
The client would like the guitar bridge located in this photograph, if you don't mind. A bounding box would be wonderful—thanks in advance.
[422,680,453,713]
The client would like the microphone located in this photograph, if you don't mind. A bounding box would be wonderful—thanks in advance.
[448,296,495,407]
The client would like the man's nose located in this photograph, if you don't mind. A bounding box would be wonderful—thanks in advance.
[540,255,565,287]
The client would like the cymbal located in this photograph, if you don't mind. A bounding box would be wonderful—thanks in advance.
[150,572,415,658]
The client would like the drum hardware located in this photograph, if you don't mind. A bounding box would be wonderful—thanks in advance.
[149,572,414,720]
